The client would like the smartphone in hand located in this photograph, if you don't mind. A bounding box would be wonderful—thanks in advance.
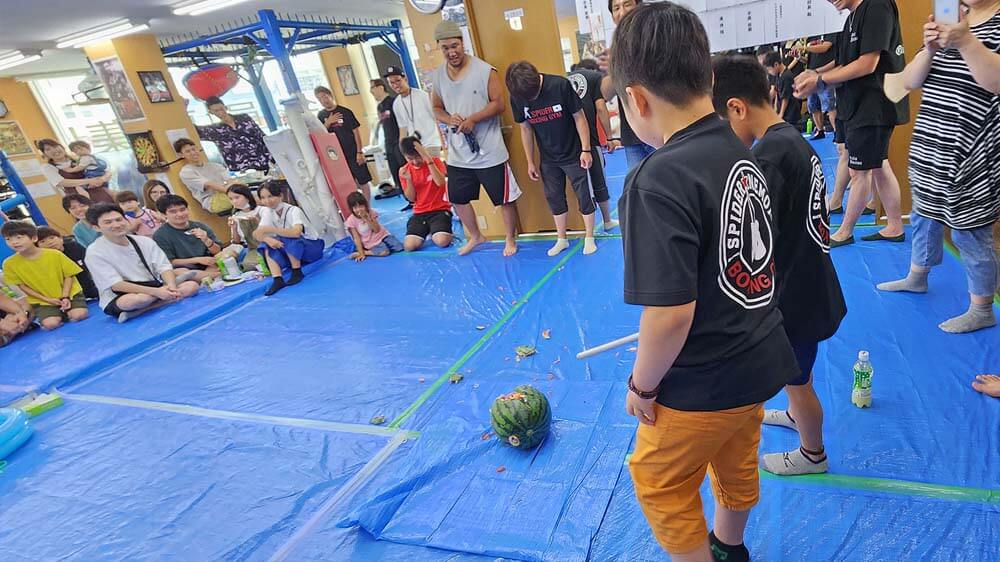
[934,0,961,24]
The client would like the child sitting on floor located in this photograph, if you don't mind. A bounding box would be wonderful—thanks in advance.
[36,226,99,301]
[344,191,402,262]
[115,191,163,237]
[253,181,325,296]
[1,220,89,330]
[62,194,100,248]
[399,135,454,252]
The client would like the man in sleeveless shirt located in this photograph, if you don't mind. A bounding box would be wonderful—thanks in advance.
[431,20,522,257]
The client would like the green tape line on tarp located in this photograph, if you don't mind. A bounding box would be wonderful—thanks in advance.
[388,240,583,429]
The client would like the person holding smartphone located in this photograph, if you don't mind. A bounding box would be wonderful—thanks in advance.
[877,0,1000,334]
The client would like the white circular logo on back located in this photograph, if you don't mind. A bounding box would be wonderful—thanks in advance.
[718,160,776,309]
[568,74,588,100]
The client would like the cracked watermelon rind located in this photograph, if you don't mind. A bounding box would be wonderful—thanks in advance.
[489,385,551,450]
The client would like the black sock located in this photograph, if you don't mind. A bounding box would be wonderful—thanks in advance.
[288,268,304,285]
[709,531,750,562]
[264,276,286,296]
[800,446,827,463]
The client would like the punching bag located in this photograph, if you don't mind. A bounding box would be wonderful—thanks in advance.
[182,64,239,100]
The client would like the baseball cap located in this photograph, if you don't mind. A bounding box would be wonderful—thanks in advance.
[383,66,405,78]
[434,20,463,41]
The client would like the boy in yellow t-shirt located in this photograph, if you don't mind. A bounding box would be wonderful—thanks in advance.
[2,221,89,330]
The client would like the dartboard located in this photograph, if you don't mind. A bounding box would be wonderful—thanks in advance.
[127,132,162,172]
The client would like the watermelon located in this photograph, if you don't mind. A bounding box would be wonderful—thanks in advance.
[490,385,551,450]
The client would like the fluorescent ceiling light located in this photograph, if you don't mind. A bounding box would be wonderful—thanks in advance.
[174,0,253,16]
[56,20,150,49]
[0,52,42,71]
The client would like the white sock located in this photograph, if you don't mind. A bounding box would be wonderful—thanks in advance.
[583,237,597,255]
[761,447,828,476]
[603,219,619,230]
[547,238,570,257]
[762,409,797,430]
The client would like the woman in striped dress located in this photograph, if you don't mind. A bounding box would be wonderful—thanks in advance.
[878,1,1000,334]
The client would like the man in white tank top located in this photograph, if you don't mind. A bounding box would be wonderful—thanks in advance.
[431,20,522,257]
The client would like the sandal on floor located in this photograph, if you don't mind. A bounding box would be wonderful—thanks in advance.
[860,231,905,242]
[830,236,855,248]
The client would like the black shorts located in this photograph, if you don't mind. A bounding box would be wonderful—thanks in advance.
[447,162,520,206]
[104,280,163,317]
[540,159,597,216]
[845,126,893,171]
[833,118,846,144]
[587,148,610,205]
[788,342,818,386]
[406,210,453,238]
[349,159,373,185]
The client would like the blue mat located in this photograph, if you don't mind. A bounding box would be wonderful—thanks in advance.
[0,400,388,561]
[0,244,351,402]
[72,243,572,428]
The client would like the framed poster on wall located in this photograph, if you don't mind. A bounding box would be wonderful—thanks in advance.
[92,57,146,123]
[0,121,33,156]
[137,71,174,104]
[336,65,360,96]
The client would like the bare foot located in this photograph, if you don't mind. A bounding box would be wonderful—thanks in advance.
[972,374,1000,398]
[503,237,518,257]
[458,235,487,256]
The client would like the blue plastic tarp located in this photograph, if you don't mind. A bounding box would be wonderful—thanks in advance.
[0,400,387,561]
[0,245,350,404]
[73,243,569,427]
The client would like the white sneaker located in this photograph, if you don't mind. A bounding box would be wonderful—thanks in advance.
[762,409,797,430]
[761,448,828,476]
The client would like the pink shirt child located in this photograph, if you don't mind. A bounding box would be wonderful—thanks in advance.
[344,209,389,250]
[129,208,162,237]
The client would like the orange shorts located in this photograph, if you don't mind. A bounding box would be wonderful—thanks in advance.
[629,402,764,554]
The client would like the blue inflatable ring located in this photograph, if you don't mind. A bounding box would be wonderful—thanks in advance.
[0,408,33,460]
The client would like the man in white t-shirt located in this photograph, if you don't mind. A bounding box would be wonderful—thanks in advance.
[175,138,235,215]
[385,67,443,157]
[84,203,201,323]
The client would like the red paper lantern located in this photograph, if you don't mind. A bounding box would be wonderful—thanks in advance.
[182,64,239,100]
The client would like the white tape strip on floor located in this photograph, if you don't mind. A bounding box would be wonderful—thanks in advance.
[0,384,34,393]
[269,431,410,562]
[61,392,419,439]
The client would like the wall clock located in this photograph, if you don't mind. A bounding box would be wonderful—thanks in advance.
[408,0,448,15]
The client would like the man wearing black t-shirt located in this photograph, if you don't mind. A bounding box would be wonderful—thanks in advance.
[599,0,656,170]
[713,55,847,477]
[795,0,908,247]
[611,5,798,561]
[568,62,619,231]
[314,86,373,201]
[369,79,404,199]
[507,61,601,256]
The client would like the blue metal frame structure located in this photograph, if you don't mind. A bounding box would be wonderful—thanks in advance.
[0,151,47,226]
[160,10,419,131]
